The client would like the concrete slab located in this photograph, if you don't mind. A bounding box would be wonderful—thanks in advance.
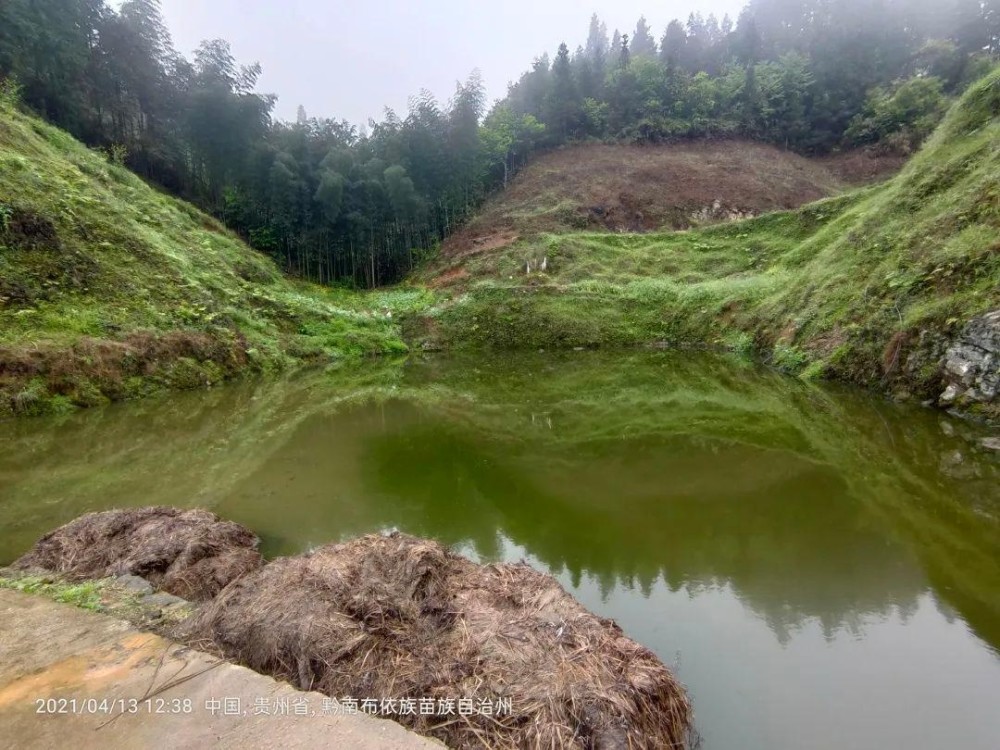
[0,589,443,749]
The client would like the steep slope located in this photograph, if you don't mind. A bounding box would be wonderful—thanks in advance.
[440,140,901,265]
[415,69,1000,418]
[0,102,409,418]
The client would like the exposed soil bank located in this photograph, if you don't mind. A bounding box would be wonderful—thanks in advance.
[440,140,896,259]
[12,509,694,749]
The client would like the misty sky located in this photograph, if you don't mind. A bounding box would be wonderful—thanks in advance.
[157,1,748,127]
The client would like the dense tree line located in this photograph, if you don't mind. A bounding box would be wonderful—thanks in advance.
[0,0,543,285]
[1,0,997,286]
[507,1,998,153]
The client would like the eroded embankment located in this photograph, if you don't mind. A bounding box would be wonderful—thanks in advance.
[7,507,694,750]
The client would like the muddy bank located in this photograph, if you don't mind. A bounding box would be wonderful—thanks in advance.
[12,509,694,749]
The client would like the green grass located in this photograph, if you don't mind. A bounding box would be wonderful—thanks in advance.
[3,68,998,419]
[0,101,409,417]
[0,574,107,611]
[421,68,1000,407]
[0,571,195,629]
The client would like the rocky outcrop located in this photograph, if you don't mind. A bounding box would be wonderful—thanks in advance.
[690,199,757,225]
[939,311,999,413]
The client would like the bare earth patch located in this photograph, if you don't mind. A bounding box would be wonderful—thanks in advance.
[816,149,909,185]
[440,139,900,261]
[427,266,472,289]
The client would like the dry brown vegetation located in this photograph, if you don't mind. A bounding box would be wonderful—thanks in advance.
[12,507,263,601]
[12,509,693,747]
[440,140,902,261]
[186,532,693,749]
[816,149,909,185]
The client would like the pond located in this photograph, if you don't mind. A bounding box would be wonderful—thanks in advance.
[1,351,998,749]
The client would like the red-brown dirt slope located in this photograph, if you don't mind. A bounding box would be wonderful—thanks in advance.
[443,140,901,261]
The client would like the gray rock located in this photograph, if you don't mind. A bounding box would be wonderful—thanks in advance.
[939,311,999,407]
[115,574,153,594]
[980,437,1000,452]
[939,450,981,480]
[939,383,963,404]
[942,450,965,467]
[141,592,188,609]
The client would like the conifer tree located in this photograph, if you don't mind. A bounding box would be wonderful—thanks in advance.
[631,17,658,59]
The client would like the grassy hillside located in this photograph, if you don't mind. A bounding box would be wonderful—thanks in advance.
[2,69,997,421]
[0,100,412,418]
[440,140,901,265]
[416,68,1000,416]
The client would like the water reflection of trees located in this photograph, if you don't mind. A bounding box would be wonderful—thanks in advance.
[0,362,407,559]
[352,352,1000,648]
[356,417,927,643]
[2,351,997,649]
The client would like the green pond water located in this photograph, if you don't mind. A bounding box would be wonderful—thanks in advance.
[1,351,999,749]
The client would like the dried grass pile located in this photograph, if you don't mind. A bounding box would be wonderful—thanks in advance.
[186,532,692,748]
[12,507,262,600]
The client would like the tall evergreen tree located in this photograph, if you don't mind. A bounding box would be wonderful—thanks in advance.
[449,70,487,209]
[660,20,688,71]
[738,14,763,134]
[0,0,105,131]
[684,13,709,73]
[546,43,580,139]
[610,29,623,70]
[585,14,609,67]
[631,17,658,59]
